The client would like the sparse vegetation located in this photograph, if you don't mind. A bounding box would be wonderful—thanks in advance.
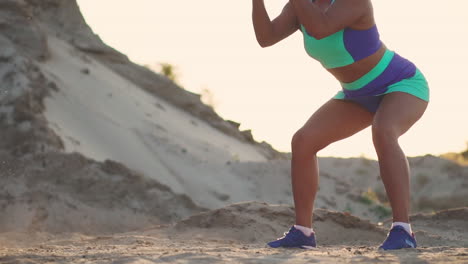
[355,168,368,176]
[359,188,380,205]
[358,188,392,220]
[143,62,180,84]
[461,142,468,159]
[441,162,460,174]
[143,64,218,110]
[200,87,217,109]
[159,62,179,83]
[374,187,388,203]
[358,194,373,205]
[371,204,392,220]
[416,173,430,188]
[440,142,468,165]
[359,154,374,167]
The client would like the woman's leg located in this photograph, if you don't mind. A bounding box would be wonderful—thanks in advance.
[291,99,373,227]
[372,92,428,222]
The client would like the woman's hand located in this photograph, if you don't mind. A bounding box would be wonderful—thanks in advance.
[252,1,300,47]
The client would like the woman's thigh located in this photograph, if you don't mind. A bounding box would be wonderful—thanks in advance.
[293,99,374,152]
[372,92,428,142]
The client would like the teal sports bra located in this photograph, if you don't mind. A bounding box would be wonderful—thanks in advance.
[301,0,382,69]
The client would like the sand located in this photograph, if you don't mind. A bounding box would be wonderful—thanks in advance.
[1,203,467,263]
[1,234,466,264]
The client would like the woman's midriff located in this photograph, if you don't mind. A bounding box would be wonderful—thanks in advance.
[326,44,387,84]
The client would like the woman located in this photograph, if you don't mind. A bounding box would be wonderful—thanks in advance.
[252,0,429,250]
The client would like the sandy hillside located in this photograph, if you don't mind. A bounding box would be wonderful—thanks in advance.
[0,0,467,263]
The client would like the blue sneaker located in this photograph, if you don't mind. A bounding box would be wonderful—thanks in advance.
[267,226,316,249]
[379,226,417,250]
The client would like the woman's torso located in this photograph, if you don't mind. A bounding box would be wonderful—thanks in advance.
[307,0,386,84]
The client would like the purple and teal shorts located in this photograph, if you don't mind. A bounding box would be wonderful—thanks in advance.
[334,49,430,113]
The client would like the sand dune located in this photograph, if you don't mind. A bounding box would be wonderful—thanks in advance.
[42,35,268,209]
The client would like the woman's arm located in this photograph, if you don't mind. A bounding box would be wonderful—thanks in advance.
[252,0,299,47]
[289,0,369,39]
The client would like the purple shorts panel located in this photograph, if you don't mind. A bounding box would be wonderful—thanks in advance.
[342,53,417,98]
[344,95,385,113]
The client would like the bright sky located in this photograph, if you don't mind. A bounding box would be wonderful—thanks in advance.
[76,0,467,158]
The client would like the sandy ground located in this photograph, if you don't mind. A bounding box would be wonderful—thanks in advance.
[0,203,468,264]
[1,203,467,264]
[1,232,467,264]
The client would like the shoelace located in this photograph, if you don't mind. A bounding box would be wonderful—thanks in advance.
[276,228,294,240]
[278,229,304,245]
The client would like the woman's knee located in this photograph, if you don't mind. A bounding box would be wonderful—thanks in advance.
[372,121,400,149]
[291,128,325,155]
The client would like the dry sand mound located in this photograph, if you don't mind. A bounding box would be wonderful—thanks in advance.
[319,156,468,216]
[0,151,203,234]
[409,208,468,247]
[408,155,468,211]
[172,202,468,248]
[172,201,385,246]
